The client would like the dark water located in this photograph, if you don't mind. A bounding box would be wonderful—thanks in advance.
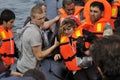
[0,0,40,44]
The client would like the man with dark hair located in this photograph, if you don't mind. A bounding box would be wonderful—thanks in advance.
[83,0,113,37]
[58,0,84,25]
[0,9,16,68]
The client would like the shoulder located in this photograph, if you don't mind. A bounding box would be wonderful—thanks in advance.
[24,24,40,35]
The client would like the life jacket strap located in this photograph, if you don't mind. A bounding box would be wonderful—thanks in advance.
[0,53,14,57]
[64,54,76,62]
[2,38,14,42]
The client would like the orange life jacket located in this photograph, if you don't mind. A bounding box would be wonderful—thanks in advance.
[58,6,83,25]
[60,28,84,71]
[111,2,120,19]
[84,0,111,22]
[77,25,91,48]
[109,0,120,29]
[82,21,110,37]
[83,0,113,37]
[0,26,15,66]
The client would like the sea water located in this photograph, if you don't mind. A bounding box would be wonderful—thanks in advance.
[0,0,40,44]
[0,0,63,45]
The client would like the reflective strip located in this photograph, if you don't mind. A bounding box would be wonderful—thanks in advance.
[75,30,81,37]
[1,31,6,39]
[60,36,67,43]
[97,23,102,32]
[112,8,116,17]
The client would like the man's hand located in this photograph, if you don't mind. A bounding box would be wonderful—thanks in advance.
[54,15,60,21]
[54,37,59,47]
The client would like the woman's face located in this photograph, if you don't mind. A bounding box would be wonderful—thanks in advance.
[63,26,74,37]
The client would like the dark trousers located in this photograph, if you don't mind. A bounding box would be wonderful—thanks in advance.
[73,64,102,80]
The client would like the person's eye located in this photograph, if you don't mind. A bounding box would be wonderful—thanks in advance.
[67,28,71,30]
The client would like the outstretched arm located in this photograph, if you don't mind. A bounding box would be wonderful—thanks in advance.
[32,37,59,61]
[42,15,60,31]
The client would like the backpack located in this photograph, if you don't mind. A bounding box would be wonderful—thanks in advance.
[17,25,29,60]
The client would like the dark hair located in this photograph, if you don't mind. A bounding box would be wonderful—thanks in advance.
[62,0,75,8]
[0,9,15,24]
[114,17,120,28]
[106,0,113,5]
[90,35,120,79]
[23,69,46,80]
[114,17,120,36]
[90,1,104,12]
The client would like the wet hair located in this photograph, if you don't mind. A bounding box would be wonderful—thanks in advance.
[0,9,15,24]
[62,0,75,8]
[90,1,104,12]
[23,69,46,80]
[90,35,120,79]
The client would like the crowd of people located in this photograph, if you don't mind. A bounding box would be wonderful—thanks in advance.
[0,0,120,80]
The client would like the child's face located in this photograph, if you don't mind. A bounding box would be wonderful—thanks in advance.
[63,26,74,37]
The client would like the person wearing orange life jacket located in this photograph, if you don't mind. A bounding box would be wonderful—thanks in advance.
[0,9,16,67]
[112,0,120,18]
[82,0,113,37]
[59,17,102,80]
[106,0,120,30]
[58,0,84,26]
[112,0,120,16]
